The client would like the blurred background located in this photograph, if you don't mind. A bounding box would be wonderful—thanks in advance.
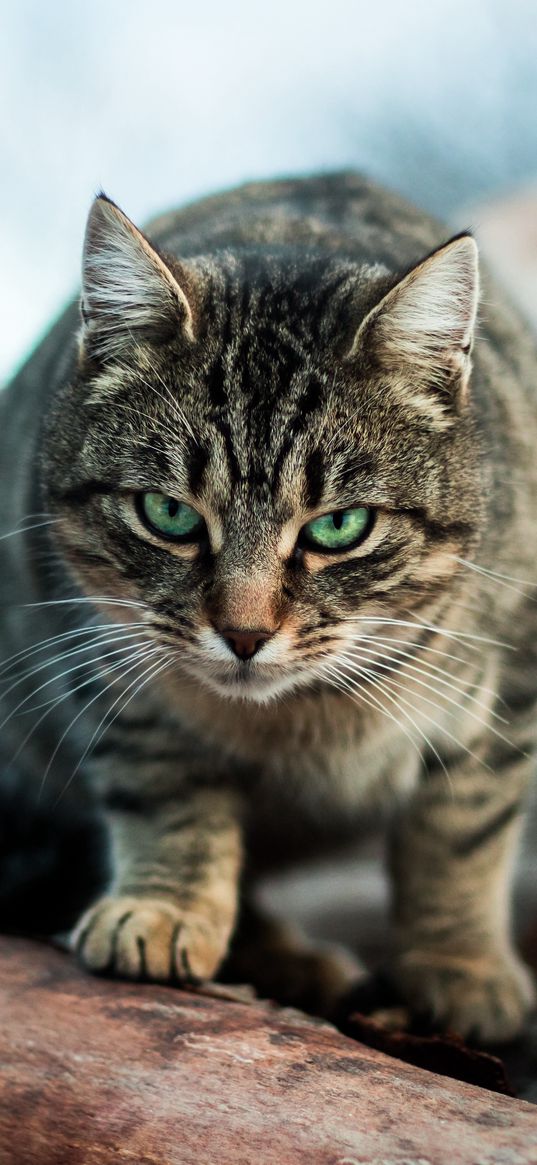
[2,0,537,384]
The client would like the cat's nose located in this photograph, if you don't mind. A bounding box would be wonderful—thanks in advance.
[220,628,274,661]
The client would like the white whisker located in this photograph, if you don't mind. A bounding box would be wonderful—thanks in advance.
[347,615,513,651]
[337,650,507,753]
[0,517,60,542]
[55,649,171,805]
[39,646,163,800]
[454,556,537,601]
[14,637,152,716]
[347,658,495,777]
[321,657,452,789]
[111,401,189,449]
[341,641,507,723]
[22,596,148,611]
[9,644,157,773]
[138,366,197,445]
[320,660,424,763]
[326,657,457,789]
[0,631,150,712]
[0,638,152,736]
[0,621,149,680]
[353,633,476,671]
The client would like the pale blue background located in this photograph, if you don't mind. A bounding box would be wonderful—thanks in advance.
[2,0,537,382]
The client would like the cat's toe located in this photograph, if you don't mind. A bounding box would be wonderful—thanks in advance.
[72,895,229,983]
[393,949,535,1043]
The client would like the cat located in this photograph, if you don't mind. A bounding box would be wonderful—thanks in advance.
[1,172,537,1044]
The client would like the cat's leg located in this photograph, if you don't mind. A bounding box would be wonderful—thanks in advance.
[73,787,242,983]
[221,901,364,1017]
[388,749,535,1042]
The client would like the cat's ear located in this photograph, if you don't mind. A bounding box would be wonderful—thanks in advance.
[79,194,196,362]
[351,234,479,427]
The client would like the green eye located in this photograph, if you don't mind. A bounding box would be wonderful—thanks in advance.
[139,492,205,541]
[301,507,372,551]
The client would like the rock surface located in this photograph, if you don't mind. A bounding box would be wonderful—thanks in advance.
[1,936,537,1164]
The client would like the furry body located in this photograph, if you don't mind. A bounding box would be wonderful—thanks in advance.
[1,173,537,1040]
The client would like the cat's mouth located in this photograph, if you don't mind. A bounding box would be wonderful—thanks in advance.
[183,656,312,704]
[174,626,305,703]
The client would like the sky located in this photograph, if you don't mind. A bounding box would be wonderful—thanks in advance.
[2,0,537,383]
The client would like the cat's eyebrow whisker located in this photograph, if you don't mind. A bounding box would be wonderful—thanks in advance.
[341,640,507,722]
[324,402,367,453]
[54,648,171,805]
[453,556,537,601]
[133,441,179,461]
[137,367,198,446]
[111,401,189,451]
[124,329,196,446]
[9,644,158,773]
[110,400,168,428]
[347,615,513,651]
[37,645,163,801]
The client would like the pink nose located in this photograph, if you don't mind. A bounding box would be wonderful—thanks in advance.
[220,628,274,661]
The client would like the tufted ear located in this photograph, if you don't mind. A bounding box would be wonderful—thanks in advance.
[351,234,479,427]
[80,194,196,363]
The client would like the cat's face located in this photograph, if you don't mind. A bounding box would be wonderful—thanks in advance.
[43,196,482,705]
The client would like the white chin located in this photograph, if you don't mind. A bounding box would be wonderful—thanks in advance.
[196,667,310,705]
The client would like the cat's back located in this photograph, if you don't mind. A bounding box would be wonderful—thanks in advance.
[147,171,444,267]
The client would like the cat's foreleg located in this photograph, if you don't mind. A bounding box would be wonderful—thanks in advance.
[73,786,242,983]
[388,752,535,1042]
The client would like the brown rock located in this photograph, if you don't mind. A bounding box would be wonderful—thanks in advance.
[1,936,536,1164]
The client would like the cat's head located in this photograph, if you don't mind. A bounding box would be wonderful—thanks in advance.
[43,193,482,705]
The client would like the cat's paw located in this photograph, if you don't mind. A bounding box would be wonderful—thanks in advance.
[72,895,230,983]
[393,948,535,1043]
[225,938,363,1018]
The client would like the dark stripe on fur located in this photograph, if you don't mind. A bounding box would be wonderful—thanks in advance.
[452,802,521,858]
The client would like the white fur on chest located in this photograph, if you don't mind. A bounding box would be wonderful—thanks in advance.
[170,680,421,815]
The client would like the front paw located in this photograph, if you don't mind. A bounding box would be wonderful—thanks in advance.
[72,895,231,983]
[393,947,535,1043]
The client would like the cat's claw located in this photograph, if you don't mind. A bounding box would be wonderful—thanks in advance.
[393,948,535,1043]
[72,895,230,983]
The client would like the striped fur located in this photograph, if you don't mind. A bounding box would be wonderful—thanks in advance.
[1,173,537,1042]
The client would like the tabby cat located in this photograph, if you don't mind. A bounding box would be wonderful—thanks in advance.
[1,173,537,1043]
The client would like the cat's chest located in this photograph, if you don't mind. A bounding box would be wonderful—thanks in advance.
[174,684,420,814]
